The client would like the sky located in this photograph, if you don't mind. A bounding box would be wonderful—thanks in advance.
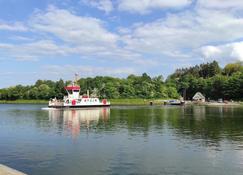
[1,0,243,88]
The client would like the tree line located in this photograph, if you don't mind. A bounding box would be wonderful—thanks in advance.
[166,61,243,100]
[0,73,179,100]
[0,61,242,101]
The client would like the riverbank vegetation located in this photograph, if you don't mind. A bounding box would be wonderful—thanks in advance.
[0,100,48,104]
[167,61,243,100]
[0,61,242,102]
[0,74,179,100]
[0,99,166,105]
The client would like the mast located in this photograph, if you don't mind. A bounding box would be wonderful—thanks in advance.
[74,73,79,85]
[64,74,81,99]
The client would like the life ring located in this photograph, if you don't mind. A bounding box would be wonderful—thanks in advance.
[72,100,76,105]
[102,99,107,105]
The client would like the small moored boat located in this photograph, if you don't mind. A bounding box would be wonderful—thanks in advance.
[164,100,185,106]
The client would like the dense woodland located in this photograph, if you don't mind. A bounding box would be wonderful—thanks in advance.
[0,73,179,100]
[167,61,243,100]
[0,61,243,101]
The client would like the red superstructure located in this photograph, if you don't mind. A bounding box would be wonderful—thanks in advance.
[65,86,81,91]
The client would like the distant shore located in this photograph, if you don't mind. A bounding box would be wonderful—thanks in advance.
[0,100,48,104]
[183,100,243,106]
[0,99,167,105]
[205,102,242,106]
[0,99,242,106]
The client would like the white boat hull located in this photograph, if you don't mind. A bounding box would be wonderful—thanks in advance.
[48,104,110,108]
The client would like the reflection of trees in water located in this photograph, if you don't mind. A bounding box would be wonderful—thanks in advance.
[44,106,243,143]
[106,107,166,136]
[8,109,51,129]
[166,106,243,145]
[105,106,243,145]
[48,108,110,138]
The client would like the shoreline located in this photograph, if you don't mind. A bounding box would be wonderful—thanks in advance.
[0,100,48,104]
[186,101,243,106]
[205,102,242,106]
[0,99,167,106]
[0,99,242,106]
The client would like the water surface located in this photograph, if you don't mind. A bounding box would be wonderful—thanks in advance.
[0,104,243,175]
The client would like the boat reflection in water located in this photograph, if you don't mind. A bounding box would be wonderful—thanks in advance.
[48,108,110,138]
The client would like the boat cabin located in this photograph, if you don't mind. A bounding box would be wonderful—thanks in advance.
[65,85,81,99]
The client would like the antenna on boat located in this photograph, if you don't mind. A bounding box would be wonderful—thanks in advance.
[74,73,79,85]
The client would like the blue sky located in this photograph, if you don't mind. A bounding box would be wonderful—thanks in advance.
[1,0,243,88]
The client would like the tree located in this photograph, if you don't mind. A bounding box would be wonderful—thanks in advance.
[223,63,243,76]
[166,87,179,98]
[55,79,65,99]
[29,87,39,99]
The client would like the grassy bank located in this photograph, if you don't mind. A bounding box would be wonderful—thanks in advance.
[110,99,166,105]
[0,99,167,105]
[0,100,48,104]
[0,99,242,106]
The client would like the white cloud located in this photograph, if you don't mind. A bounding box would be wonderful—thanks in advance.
[231,43,243,61]
[15,55,39,62]
[9,36,33,41]
[120,9,243,64]
[0,40,73,61]
[118,0,192,14]
[2,5,243,67]
[29,6,118,46]
[201,42,243,62]
[2,3,243,85]
[0,43,13,49]
[82,0,113,13]
[201,46,222,59]
[43,65,137,77]
[0,21,27,31]
[197,0,243,10]
[0,6,155,65]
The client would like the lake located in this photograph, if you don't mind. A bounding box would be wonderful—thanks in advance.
[0,104,243,175]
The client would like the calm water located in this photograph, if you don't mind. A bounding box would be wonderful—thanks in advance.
[1,104,243,175]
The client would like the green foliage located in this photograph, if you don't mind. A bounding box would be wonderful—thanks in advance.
[222,62,243,76]
[1,61,242,101]
[0,74,179,100]
[167,61,243,100]
[169,60,221,79]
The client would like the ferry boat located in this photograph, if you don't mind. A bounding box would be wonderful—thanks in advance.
[48,76,110,108]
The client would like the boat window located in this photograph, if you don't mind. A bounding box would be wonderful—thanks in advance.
[73,90,79,92]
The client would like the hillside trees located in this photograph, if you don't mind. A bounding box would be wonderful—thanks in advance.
[0,74,179,100]
[0,61,242,101]
[167,61,243,100]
